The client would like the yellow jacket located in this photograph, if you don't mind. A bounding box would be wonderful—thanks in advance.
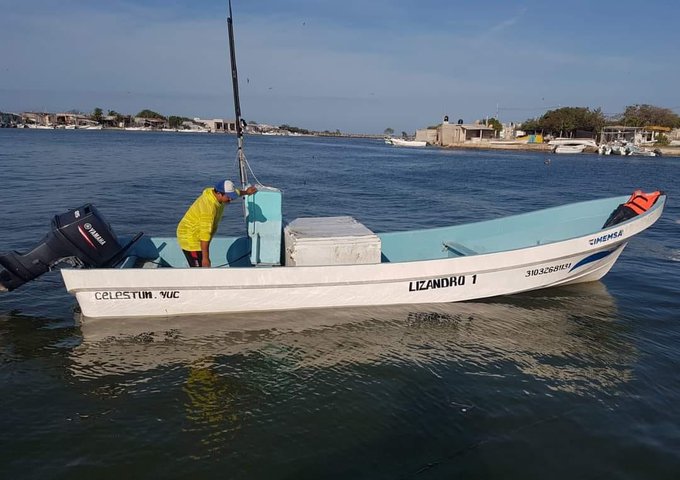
[177,188,226,251]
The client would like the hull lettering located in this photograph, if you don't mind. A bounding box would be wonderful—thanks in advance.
[409,274,477,292]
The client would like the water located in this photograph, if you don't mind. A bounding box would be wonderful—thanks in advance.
[1,129,679,478]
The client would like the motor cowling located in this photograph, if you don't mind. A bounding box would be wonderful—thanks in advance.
[0,204,129,291]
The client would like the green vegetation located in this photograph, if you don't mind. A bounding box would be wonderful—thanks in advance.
[92,107,103,123]
[655,133,670,146]
[168,115,191,128]
[482,117,503,134]
[136,109,166,120]
[384,127,394,136]
[521,107,606,135]
[279,124,310,135]
[620,104,680,128]
[520,104,680,136]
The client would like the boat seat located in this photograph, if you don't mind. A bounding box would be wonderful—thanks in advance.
[442,242,478,256]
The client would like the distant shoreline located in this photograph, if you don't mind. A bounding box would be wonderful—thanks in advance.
[3,127,678,157]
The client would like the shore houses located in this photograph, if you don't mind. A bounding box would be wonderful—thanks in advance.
[600,125,672,145]
[416,116,495,147]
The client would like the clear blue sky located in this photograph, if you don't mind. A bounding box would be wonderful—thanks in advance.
[2,0,679,134]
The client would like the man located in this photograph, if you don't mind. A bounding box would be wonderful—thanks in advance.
[177,179,257,267]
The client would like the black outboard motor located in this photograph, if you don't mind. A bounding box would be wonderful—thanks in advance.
[0,204,139,291]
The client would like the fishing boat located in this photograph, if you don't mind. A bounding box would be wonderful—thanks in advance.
[0,3,667,320]
[0,189,666,319]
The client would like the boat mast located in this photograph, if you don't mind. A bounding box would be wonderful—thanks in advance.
[227,0,248,189]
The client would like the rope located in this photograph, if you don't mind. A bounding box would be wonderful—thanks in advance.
[235,150,265,188]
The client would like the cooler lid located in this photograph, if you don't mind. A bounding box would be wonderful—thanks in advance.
[286,216,377,239]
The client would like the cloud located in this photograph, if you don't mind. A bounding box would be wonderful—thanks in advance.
[485,6,528,36]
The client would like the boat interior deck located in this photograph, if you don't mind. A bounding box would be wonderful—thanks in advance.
[122,196,633,269]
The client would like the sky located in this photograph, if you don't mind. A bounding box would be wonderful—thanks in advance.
[2,0,679,134]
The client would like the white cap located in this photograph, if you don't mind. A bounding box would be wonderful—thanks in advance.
[214,179,239,200]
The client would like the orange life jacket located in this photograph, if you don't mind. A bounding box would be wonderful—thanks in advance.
[624,190,662,215]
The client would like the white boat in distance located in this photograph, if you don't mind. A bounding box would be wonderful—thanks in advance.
[548,138,598,148]
[553,144,587,154]
[598,143,659,157]
[385,137,427,147]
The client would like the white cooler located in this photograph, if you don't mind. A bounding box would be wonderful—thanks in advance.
[284,216,382,266]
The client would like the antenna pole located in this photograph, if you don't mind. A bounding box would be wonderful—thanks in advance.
[227,0,248,189]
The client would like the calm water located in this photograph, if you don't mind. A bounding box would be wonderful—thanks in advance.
[1,129,679,479]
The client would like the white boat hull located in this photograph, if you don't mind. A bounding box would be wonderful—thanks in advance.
[548,138,597,148]
[386,137,427,147]
[67,245,624,318]
[62,197,663,319]
[553,144,587,154]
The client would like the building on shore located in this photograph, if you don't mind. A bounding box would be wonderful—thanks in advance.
[102,114,132,128]
[194,118,237,133]
[22,112,56,127]
[416,116,495,147]
[415,128,438,144]
[134,116,168,129]
[55,113,98,128]
[600,125,673,145]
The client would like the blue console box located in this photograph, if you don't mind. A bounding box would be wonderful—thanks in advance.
[245,186,283,266]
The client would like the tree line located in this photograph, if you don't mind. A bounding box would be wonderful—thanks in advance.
[90,108,320,132]
[89,107,191,128]
[520,104,680,136]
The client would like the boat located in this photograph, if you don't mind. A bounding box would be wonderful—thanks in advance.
[178,127,210,133]
[0,191,666,318]
[597,144,612,155]
[386,137,427,147]
[597,142,659,157]
[0,3,667,320]
[552,144,587,154]
[624,144,659,157]
[548,138,597,148]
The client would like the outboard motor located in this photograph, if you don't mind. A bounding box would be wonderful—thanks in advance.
[0,204,139,291]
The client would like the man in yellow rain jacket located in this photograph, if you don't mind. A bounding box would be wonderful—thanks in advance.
[177,179,257,267]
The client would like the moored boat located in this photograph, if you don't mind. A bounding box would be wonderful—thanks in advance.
[553,144,587,154]
[548,138,597,148]
[386,137,427,147]
[0,192,666,318]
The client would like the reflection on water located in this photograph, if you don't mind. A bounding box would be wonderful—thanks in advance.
[0,281,635,461]
[0,280,640,468]
[183,360,245,458]
[70,282,631,397]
